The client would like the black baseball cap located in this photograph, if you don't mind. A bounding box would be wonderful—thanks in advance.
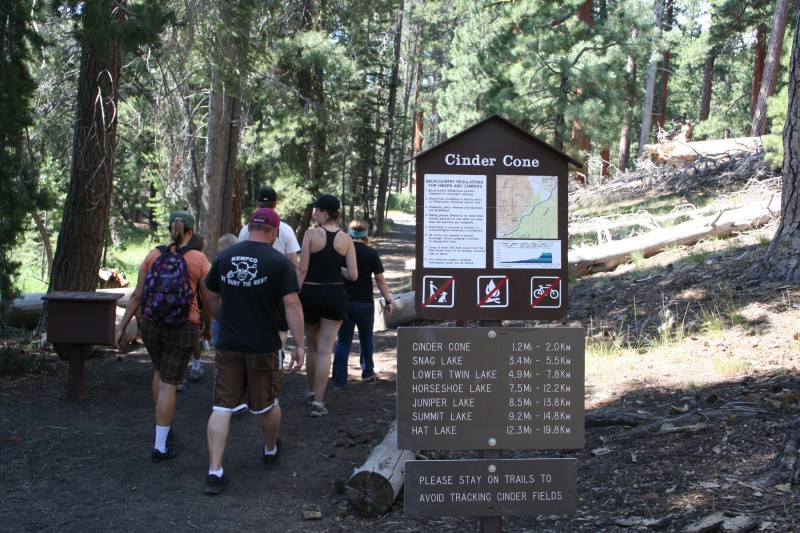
[257,186,277,202]
[307,194,340,211]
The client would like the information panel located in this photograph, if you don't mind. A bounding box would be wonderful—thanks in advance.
[412,116,581,321]
[397,327,584,450]
[404,458,577,518]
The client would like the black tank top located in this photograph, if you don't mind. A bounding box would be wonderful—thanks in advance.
[305,229,345,284]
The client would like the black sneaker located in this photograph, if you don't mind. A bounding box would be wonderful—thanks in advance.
[204,473,229,495]
[262,438,282,469]
[151,447,178,463]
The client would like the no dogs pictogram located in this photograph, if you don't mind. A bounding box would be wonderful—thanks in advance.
[422,276,455,308]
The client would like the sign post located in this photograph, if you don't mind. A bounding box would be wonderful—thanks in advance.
[402,115,584,530]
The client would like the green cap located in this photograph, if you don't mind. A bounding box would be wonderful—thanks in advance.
[169,210,195,229]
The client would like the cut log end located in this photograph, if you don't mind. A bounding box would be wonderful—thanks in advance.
[345,472,395,514]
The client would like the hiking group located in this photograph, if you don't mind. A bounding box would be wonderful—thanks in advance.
[114,186,392,495]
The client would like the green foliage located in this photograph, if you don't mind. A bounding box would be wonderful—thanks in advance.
[0,345,35,373]
[438,0,652,153]
[763,86,789,168]
[0,0,49,308]
[387,192,416,213]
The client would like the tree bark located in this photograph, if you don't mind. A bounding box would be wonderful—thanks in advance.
[570,196,780,276]
[345,421,415,515]
[637,0,664,159]
[618,28,637,171]
[751,0,791,137]
[642,136,763,163]
[762,12,800,282]
[751,26,767,117]
[655,0,673,130]
[699,52,717,122]
[200,71,242,260]
[48,0,122,301]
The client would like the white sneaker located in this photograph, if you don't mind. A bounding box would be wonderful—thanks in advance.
[309,402,328,417]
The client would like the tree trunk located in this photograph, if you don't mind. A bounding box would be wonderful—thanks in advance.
[699,52,717,122]
[295,0,328,238]
[200,73,242,260]
[47,0,122,300]
[636,0,663,159]
[762,12,800,282]
[345,421,415,515]
[751,27,767,117]
[407,26,424,195]
[572,0,594,178]
[618,28,637,171]
[32,211,53,281]
[655,0,673,130]
[642,136,763,163]
[571,196,780,276]
[751,0,791,137]
[374,1,404,237]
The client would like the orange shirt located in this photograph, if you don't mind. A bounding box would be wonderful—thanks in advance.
[140,247,210,325]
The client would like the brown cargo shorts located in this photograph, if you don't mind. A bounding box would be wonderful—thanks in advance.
[212,349,283,413]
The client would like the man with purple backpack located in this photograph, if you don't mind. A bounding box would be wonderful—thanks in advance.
[116,210,211,462]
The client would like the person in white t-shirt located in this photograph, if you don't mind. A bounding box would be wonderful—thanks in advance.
[239,186,301,362]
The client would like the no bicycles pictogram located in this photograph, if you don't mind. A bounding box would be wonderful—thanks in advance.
[531,277,561,308]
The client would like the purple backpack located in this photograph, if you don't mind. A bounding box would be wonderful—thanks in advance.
[141,244,194,326]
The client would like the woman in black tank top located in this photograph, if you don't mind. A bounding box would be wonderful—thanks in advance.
[297,194,357,417]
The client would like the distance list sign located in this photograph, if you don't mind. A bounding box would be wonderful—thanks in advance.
[397,327,584,451]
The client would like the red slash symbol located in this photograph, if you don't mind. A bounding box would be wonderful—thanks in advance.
[531,278,560,307]
[477,277,509,307]
[423,277,455,307]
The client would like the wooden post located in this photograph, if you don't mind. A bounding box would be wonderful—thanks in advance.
[479,320,503,532]
[346,421,416,515]
[65,344,85,402]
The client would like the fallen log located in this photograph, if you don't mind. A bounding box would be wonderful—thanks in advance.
[345,421,415,515]
[568,195,781,277]
[383,291,417,329]
[643,136,763,163]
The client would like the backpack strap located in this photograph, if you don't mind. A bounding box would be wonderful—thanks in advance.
[174,243,202,307]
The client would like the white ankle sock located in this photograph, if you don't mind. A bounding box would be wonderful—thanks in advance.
[264,444,277,455]
[209,468,223,477]
[192,358,201,371]
[154,425,170,452]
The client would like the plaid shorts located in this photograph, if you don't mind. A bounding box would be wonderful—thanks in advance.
[213,349,283,414]
[141,321,200,385]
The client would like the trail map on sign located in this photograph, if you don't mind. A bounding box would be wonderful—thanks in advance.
[497,175,558,239]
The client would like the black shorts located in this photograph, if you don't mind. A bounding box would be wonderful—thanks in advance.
[299,284,348,323]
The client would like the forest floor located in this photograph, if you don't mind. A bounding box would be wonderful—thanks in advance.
[3,160,800,532]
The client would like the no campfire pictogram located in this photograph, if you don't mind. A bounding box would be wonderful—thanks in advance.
[477,276,509,307]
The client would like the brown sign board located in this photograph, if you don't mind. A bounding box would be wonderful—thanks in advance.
[397,327,584,451]
[404,458,577,518]
[410,115,581,321]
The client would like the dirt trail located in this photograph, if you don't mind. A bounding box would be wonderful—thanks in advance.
[0,214,438,533]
